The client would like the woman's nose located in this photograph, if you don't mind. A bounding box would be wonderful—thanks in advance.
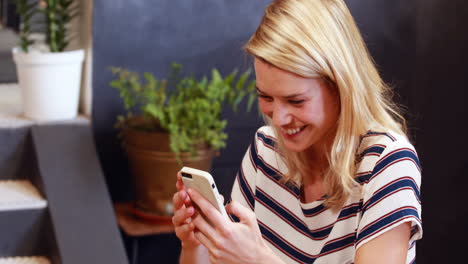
[272,103,292,126]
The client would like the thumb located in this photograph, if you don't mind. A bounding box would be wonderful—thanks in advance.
[226,200,255,225]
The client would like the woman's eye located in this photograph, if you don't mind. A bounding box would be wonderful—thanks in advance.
[288,100,304,105]
[258,94,273,102]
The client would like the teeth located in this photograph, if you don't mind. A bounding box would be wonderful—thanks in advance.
[284,127,302,135]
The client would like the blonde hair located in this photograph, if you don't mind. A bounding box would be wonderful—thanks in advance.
[244,0,406,208]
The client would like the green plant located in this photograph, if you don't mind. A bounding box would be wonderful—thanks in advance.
[14,0,36,52]
[110,63,256,157]
[14,0,79,52]
[43,0,79,52]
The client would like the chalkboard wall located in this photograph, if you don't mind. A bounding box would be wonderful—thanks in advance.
[93,0,468,263]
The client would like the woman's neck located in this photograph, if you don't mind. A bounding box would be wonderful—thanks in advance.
[304,148,328,177]
[300,145,330,202]
[301,177,326,203]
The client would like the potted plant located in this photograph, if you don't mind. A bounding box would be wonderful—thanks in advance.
[12,0,84,121]
[110,63,256,220]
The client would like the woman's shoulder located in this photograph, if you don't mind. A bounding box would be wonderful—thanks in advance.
[355,128,421,186]
[354,130,423,250]
[357,129,416,159]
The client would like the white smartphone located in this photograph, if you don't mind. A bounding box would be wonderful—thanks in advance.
[180,166,229,219]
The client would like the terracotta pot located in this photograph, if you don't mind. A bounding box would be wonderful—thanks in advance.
[123,127,215,217]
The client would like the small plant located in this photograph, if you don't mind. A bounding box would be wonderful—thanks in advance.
[14,0,36,52]
[14,0,80,52]
[110,63,256,157]
[42,0,79,52]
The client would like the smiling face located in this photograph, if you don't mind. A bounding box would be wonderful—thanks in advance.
[254,58,341,154]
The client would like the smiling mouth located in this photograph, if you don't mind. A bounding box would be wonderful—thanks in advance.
[281,126,306,136]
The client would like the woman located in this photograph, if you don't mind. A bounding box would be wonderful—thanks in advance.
[172,0,422,263]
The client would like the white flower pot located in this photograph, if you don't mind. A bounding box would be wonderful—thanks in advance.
[12,48,85,121]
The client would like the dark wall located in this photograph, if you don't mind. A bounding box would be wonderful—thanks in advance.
[93,1,468,263]
[93,0,268,203]
[414,0,468,262]
[348,0,418,125]
[348,0,468,263]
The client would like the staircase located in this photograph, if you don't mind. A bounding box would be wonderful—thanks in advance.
[0,84,128,264]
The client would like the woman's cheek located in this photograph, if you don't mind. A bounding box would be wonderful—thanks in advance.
[259,101,273,118]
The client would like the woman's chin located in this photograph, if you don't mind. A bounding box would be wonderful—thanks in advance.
[283,142,307,153]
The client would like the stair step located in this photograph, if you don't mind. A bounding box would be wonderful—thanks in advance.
[0,256,50,264]
[0,180,47,211]
[0,209,51,256]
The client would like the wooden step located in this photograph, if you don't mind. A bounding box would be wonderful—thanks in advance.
[0,180,47,211]
[0,256,50,264]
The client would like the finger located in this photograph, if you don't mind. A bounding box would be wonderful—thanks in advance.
[187,188,227,229]
[173,190,189,210]
[172,206,192,227]
[172,192,183,210]
[192,209,219,242]
[176,172,185,191]
[172,206,195,226]
[183,193,192,208]
[176,174,193,207]
[194,230,217,254]
[175,222,196,240]
[209,255,217,264]
[225,200,256,225]
[219,194,225,204]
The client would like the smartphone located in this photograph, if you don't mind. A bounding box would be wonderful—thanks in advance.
[180,166,229,219]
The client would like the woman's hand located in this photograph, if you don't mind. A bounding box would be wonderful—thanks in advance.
[172,172,200,249]
[187,188,278,264]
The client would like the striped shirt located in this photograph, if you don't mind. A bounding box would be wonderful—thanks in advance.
[230,126,422,264]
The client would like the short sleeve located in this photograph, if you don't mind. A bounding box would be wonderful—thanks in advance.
[229,134,258,218]
[355,140,423,250]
